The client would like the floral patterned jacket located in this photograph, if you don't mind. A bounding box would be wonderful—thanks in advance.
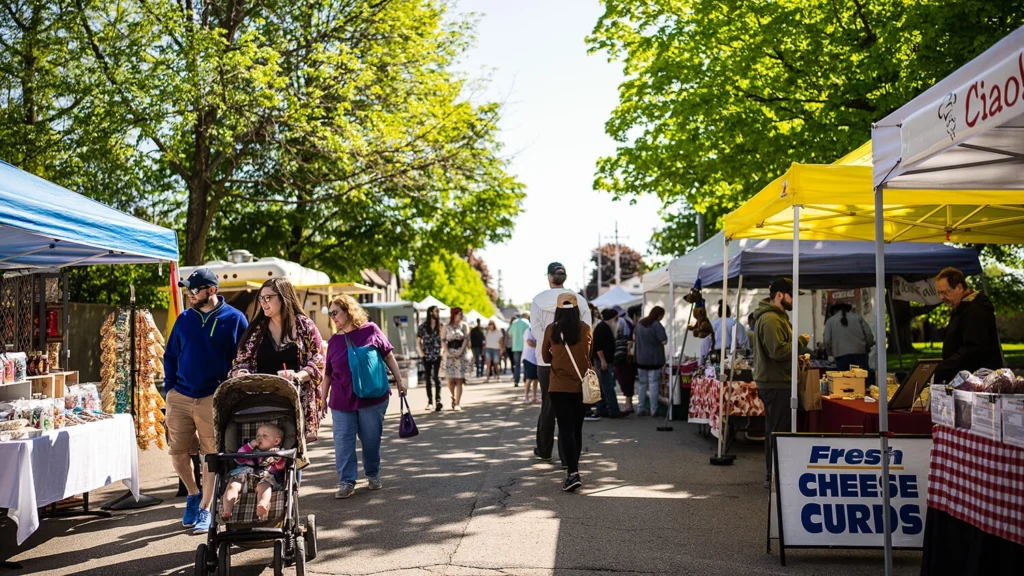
[228,314,326,392]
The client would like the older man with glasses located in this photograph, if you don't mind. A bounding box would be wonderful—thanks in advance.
[163,268,248,534]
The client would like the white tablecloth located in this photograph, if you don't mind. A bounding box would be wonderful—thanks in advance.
[0,414,140,545]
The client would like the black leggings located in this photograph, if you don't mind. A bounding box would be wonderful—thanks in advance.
[423,358,442,404]
[550,391,585,475]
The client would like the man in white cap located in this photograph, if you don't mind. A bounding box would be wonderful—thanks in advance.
[530,262,592,462]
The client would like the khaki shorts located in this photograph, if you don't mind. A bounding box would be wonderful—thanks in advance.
[165,389,218,456]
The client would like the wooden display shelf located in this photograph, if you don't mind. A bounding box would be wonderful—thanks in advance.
[28,370,78,398]
[0,379,31,401]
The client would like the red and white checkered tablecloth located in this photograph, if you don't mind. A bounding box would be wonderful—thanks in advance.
[927,425,1024,546]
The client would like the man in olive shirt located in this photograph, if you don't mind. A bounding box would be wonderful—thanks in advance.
[752,278,807,488]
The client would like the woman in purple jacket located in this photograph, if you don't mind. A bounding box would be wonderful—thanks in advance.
[320,295,407,499]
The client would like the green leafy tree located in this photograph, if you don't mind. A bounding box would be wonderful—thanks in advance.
[402,251,494,317]
[74,0,523,273]
[589,0,1024,254]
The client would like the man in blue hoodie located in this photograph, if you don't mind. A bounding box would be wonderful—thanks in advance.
[164,268,248,534]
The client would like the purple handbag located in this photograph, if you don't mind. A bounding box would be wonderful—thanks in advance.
[399,394,419,438]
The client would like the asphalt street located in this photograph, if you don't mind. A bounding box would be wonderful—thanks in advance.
[2,376,922,575]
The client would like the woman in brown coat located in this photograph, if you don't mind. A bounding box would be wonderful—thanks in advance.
[541,292,593,493]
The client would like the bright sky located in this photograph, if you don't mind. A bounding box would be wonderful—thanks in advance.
[455,0,665,306]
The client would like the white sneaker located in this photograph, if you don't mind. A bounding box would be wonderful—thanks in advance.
[425,403,434,412]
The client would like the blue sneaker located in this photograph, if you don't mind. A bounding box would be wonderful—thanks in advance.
[182,493,202,527]
[192,509,212,534]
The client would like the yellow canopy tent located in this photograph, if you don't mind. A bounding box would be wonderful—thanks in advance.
[723,141,1024,244]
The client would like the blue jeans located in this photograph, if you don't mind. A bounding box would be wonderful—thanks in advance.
[512,351,522,384]
[637,369,661,414]
[332,398,390,486]
[595,365,620,416]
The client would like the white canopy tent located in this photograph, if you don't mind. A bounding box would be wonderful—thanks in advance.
[870,27,1024,574]
[489,315,509,330]
[591,285,642,309]
[414,295,451,318]
[642,232,770,361]
[463,309,488,326]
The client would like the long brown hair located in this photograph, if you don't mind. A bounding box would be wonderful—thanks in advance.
[639,306,665,328]
[238,277,306,350]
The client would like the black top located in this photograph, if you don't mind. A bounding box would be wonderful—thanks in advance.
[256,332,300,375]
[470,326,486,348]
[592,321,616,365]
[936,291,1003,383]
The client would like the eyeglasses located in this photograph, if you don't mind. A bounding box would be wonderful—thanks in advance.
[188,286,212,296]
[257,294,278,304]
[936,289,952,297]
[328,310,342,318]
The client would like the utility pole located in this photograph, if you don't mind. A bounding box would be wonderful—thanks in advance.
[614,221,622,287]
[497,270,504,305]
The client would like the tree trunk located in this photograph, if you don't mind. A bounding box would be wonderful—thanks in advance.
[183,109,219,265]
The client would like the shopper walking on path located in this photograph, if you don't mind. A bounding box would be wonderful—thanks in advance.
[614,305,638,413]
[752,278,807,488]
[229,278,326,442]
[823,302,874,371]
[163,268,248,534]
[321,295,407,498]
[484,321,502,382]
[508,313,529,387]
[633,306,667,417]
[541,292,592,493]
[593,308,623,418]
[530,262,592,463]
[522,325,540,403]
[417,305,444,411]
[443,307,472,410]
[470,319,486,378]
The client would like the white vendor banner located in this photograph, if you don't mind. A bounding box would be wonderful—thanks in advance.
[891,276,942,306]
[901,47,1024,167]
[772,434,932,550]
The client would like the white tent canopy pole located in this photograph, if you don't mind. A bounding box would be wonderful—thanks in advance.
[875,186,895,576]
[791,206,801,431]
[716,238,730,459]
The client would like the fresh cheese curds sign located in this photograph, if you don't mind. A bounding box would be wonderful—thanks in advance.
[775,435,932,548]
[900,49,1024,168]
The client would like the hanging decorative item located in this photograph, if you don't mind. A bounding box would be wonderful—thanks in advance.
[99,308,167,450]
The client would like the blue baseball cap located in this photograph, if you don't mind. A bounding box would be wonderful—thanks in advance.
[178,268,219,290]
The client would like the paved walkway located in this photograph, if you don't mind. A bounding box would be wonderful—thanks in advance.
[2,375,923,575]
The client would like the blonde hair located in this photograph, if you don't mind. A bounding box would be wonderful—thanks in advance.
[258,423,284,440]
[329,294,368,329]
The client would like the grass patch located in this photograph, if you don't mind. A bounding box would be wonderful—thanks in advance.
[886,342,1024,372]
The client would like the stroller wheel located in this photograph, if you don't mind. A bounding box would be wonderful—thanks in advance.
[194,544,209,576]
[305,514,317,561]
[218,542,230,576]
[294,536,307,576]
[273,540,284,576]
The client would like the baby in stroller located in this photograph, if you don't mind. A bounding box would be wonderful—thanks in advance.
[222,423,286,522]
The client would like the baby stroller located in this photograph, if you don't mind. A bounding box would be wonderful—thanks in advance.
[194,374,317,576]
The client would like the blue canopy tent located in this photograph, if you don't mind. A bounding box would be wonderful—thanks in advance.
[0,160,178,269]
[696,239,981,289]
